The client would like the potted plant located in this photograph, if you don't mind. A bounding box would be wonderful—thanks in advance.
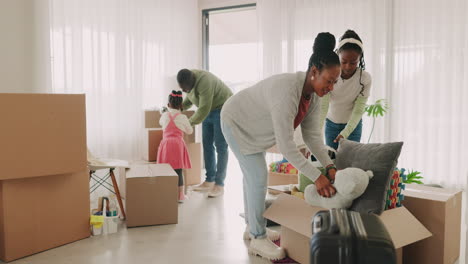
[364,99,389,143]
[402,169,424,184]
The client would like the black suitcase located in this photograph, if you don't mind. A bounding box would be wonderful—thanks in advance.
[310,209,396,264]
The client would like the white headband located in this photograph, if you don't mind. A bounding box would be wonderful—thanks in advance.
[337,38,364,51]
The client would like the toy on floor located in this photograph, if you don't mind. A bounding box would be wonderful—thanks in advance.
[269,158,298,174]
[385,169,406,210]
[289,185,304,200]
[304,168,373,209]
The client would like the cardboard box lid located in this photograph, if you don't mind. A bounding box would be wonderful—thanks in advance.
[263,194,324,237]
[379,205,432,248]
[267,185,292,194]
[0,93,87,180]
[126,163,177,178]
[263,194,431,249]
[403,184,462,202]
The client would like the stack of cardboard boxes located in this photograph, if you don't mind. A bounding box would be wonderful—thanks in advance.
[144,110,202,186]
[0,94,90,262]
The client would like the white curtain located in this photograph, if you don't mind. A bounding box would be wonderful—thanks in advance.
[258,0,468,261]
[48,0,199,160]
[257,0,391,144]
[390,1,468,260]
[390,0,468,188]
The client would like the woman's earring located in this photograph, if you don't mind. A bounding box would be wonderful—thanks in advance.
[311,76,315,81]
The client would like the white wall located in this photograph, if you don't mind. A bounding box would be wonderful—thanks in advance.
[0,0,50,94]
[0,0,34,93]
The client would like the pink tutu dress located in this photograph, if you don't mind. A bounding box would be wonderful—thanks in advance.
[157,112,192,169]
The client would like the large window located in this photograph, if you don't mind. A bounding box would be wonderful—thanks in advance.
[202,4,259,93]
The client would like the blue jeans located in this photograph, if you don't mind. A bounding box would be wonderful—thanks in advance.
[202,109,228,186]
[325,118,363,150]
[221,121,267,239]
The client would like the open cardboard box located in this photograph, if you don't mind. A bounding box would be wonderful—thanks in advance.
[264,194,432,264]
[268,172,298,186]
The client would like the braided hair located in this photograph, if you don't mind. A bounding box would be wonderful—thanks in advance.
[168,90,183,111]
[338,30,366,96]
[308,32,340,72]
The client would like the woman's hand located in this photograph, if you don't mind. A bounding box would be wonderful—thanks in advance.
[333,134,344,143]
[315,174,336,198]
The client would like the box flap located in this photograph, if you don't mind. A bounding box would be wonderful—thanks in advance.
[263,194,324,237]
[380,206,432,248]
[268,185,291,193]
[0,93,87,180]
[403,184,462,202]
[126,163,177,178]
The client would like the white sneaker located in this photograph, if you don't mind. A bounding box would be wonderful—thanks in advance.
[243,226,280,241]
[248,237,285,261]
[193,181,215,192]
[207,185,224,197]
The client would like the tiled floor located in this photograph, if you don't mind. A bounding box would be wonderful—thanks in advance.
[7,154,277,264]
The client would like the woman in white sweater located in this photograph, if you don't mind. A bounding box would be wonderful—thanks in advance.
[221,33,340,260]
[320,30,372,150]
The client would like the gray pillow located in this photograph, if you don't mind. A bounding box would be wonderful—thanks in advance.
[335,139,403,215]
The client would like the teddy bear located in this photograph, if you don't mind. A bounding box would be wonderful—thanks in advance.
[304,167,374,209]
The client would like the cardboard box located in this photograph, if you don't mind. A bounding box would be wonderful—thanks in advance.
[184,143,203,186]
[268,185,292,195]
[147,129,196,162]
[184,129,196,144]
[264,194,432,264]
[402,184,462,264]
[0,93,87,180]
[0,170,90,262]
[148,130,164,162]
[268,172,298,186]
[145,110,195,129]
[125,163,178,227]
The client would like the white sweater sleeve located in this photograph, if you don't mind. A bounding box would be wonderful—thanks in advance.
[270,100,323,182]
[159,112,170,129]
[301,97,333,171]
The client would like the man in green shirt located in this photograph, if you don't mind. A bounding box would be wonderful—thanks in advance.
[177,69,233,197]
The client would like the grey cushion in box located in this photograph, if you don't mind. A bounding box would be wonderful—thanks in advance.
[335,139,403,215]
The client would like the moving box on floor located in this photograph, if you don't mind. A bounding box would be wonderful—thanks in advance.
[402,184,462,264]
[124,163,178,227]
[0,93,90,262]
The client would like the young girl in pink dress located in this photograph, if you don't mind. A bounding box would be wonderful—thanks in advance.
[157,90,193,203]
